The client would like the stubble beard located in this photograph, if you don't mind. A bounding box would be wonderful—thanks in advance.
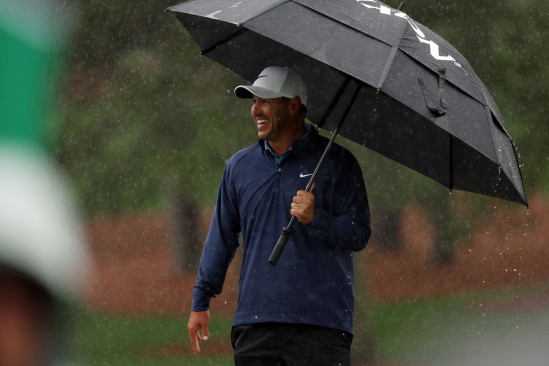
[266,107,293,143]
[256,99,291,142]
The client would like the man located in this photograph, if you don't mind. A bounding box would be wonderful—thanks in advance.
[188,66,371,365]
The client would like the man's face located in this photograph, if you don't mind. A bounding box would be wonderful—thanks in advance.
[251,95,291,142]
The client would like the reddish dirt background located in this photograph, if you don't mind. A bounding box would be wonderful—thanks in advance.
[80,191,549,360]
[82,191,549,314]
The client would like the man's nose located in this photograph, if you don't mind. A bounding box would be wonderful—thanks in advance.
[251,103,259,115]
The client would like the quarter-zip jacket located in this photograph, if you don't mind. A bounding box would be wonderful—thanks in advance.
[192,127,371,334]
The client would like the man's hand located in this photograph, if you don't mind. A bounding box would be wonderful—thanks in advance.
[188,310,210,355]
[291,183,315,224]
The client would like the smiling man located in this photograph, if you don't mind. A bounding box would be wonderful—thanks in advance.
[187,66,371,365]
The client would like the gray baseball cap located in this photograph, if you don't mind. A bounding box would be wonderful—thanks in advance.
[235,66,308,106]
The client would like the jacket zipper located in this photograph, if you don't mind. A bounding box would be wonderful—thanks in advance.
[264,148,283,189]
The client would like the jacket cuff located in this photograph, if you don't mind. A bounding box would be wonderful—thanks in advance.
[192,286,215,312]
[307,209,328,230]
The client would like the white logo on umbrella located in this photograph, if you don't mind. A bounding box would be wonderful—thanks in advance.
[357,0,461,67]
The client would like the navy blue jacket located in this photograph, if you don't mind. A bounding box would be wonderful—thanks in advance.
[192,127,371,334]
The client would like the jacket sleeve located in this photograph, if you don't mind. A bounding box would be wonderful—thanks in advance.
[306,151,371,252]
[192,163,241,311]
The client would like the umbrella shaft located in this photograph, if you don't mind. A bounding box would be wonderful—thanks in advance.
[304,84,362,193]
[294,81,362,224]
[269,82,363,266]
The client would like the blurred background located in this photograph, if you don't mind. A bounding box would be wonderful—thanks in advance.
[3,0,549,365]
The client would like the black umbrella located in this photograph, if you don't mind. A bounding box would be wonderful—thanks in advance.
[167,0,528,264]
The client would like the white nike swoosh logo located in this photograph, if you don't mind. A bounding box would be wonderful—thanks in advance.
[300,173,313,178]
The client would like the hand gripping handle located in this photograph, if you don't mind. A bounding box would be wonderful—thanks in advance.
[268,227,292,266]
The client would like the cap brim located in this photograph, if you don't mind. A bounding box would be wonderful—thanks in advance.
[234,85,283,100]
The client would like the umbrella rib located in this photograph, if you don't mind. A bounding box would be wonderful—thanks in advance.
[377,47,398,92]
[484,106,529,207]
[484,105,501,168]
[317,78,351,128]
[511,144,529,208]
[237,0,290,26]
[449,133,453,191]
[377,17,408,92]
[200,28,248,55]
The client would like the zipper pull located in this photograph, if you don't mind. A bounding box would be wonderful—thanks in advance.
[278,168,281,174]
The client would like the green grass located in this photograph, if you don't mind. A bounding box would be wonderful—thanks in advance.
[63,285,549,365]
[65,306,234,366]
[369,285,549,364]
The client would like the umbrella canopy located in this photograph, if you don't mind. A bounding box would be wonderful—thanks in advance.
[167,0,527,207]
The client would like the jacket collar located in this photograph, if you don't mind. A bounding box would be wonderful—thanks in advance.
[291,124,319,156]
[257,124,319,154]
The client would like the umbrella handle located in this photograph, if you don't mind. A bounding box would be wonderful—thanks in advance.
[268,227,293,265]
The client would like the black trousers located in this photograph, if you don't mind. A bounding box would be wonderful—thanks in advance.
[231,323,353,366]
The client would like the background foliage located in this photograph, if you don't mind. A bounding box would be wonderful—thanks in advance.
[52,0,548,257]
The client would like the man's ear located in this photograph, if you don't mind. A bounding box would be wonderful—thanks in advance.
[289,97,301,115]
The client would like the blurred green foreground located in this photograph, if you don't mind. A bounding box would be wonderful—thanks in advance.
[67,285,549,365]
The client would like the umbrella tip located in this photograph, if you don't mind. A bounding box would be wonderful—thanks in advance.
[398,2,405,11]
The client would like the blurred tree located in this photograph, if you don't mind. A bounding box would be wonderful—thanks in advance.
[52,0,254,216]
